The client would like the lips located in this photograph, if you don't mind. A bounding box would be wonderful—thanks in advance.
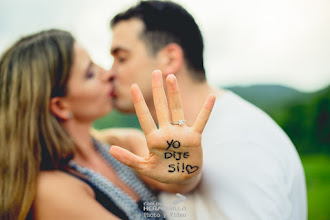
[109,86,117,98]
[109,88,114,97]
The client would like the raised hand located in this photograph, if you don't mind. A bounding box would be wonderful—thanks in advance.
[109,70,215,183]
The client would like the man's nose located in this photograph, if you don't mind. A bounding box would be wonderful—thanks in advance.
[104,69,115,82]
[109,63,117,76]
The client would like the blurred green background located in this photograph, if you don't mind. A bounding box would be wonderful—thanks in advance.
[94,84,330,220]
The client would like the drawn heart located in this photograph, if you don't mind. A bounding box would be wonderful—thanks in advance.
[186,165,199,174]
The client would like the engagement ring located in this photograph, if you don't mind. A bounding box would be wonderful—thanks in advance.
[171,120,186,126]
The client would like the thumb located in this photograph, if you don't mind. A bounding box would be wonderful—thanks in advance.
[109,145,145,173]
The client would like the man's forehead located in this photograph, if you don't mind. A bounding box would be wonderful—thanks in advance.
[111,19,145,53]
[112,19,144,41]
[110,38,134,55]
[113,18,144,31]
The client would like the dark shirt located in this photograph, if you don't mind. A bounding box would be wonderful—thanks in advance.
[65,171,136,220]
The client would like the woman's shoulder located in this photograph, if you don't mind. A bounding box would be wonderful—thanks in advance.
[35,170,95,204]
[34,170,119,219]
[33,170,95,219]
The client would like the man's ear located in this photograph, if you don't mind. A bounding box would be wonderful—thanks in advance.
[157,43,183,76]
[49,97,71,120]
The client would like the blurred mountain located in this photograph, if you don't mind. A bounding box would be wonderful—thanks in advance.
[225,85,315,114]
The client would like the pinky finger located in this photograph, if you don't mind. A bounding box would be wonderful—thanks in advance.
[192,94,216,133]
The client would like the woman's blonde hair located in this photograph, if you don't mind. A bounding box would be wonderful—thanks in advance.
[0,29,76,219]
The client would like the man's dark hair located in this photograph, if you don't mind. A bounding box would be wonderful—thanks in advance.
[111,0,206,81]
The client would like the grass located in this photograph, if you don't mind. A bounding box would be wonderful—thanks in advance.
[301,154,330,220]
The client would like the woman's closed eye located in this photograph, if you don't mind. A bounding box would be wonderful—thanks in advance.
[85,61,95,79]
[86,70,95,79]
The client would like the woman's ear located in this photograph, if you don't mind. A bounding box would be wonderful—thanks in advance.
[49,97,71,120]
[157,43,184,76]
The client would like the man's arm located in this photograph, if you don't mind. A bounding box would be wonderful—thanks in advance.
[90,128,142,153]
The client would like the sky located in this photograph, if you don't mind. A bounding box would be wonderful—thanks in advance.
[0,0,329,92]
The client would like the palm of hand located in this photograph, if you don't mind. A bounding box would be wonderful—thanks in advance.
[143,127,202,183]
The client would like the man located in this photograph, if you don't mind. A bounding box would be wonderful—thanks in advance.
[108,1,307,219]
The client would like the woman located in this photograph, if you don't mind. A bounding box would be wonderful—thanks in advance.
[0,29,215,219]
